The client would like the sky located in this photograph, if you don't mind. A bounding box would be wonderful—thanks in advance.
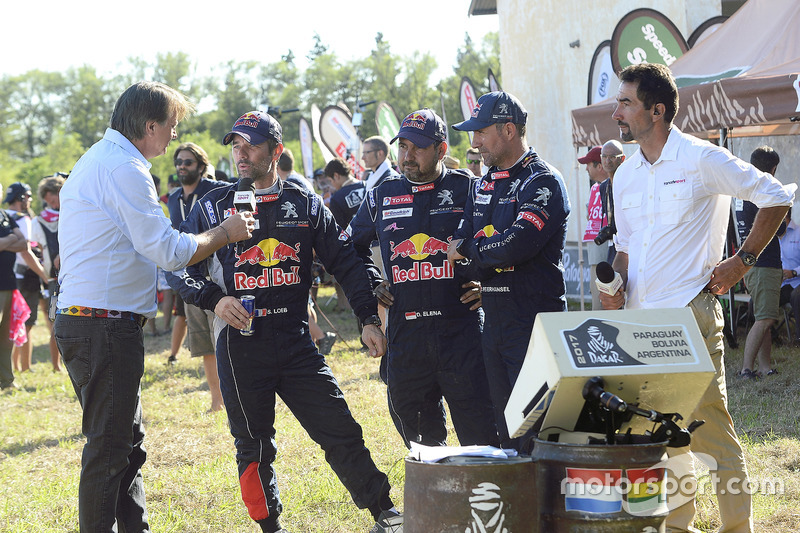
[3,0,499,84]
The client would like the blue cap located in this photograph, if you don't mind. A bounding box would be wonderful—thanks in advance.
[223,111,282,146]
[452,91,528,131]
[3,182,31,204]
[391,109,447,148]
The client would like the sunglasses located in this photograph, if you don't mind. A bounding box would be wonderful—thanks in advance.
[466,159,482,164]
[174,158,197,167]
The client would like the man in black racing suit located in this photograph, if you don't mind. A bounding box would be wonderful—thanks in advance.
[347,108,498,449]
[448,92,570,450]
[171,111,403,533]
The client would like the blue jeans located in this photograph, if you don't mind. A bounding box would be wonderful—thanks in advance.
[55,314,150,533]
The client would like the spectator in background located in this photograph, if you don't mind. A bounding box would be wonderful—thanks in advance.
[325,157,367,314]
[599,140,625,264]
[779,210,800,345]
[31,174,66,372]
[362,136,399,190]
[737,146,783,379]
[5,182,49,373]
[578,146,608,310]
[166,141,227,411]
[0,207,29,390]
[465,147,483,177]
[442,154,460,169]
[277,147,314,191]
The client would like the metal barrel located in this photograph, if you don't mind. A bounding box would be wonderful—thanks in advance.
[404,455,537,532]
[532,436,669,533]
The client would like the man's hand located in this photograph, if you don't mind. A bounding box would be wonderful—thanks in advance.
[447,238,465,269]
[707,256,749,295]
[221,212,255,243]
[373,280,394,308]
[460,281,482,311]
[214,296,252,329]
[599,288,625,310]
[362,324,387,358]
[783,268,797,281]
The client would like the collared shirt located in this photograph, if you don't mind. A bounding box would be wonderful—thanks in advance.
[365,160,398,190]
[614,127,794,310]
[780,220,800,289]
[57,128,198,317]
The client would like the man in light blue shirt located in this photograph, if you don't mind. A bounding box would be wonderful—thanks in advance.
[54,81,254,533]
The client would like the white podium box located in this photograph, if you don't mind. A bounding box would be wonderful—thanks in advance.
[505,308,716,440]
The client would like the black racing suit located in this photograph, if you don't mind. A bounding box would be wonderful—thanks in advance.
[347,168,498,448]
[454,148,570,447]
[170,179,392,525]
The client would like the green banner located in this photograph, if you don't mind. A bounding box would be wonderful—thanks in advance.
[375,102,400,161]
[611,9,688,74]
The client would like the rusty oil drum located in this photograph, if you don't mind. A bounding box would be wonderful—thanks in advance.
[404,456,537,532]
[533,436,669,533]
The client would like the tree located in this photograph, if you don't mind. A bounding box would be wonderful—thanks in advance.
[61,66,116,148]
[3,71,64,160]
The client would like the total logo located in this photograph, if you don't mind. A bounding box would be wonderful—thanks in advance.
[389,233,454,284]
[233,239,303,290]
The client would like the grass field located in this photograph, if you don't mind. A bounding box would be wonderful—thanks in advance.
[1,288,799,532]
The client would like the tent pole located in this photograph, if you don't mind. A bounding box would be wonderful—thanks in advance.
[575,148,585,311]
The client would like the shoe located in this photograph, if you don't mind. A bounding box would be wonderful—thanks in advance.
[317,332,337,355]
[758,369,778,377]
[370,509,403,533]
[0,381,20,391]
[738,369,759,380]
[167,355,178,366]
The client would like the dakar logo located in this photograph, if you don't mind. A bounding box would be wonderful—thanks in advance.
[234,238,301,268]
[281,201,298,218]
[465,482,507,533]
[437,189,453,206]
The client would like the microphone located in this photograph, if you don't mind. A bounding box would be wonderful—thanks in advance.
[595,261,622,296]
[234,178,256,255]
[582,376,627,413]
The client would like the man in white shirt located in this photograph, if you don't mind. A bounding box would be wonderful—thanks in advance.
[55,81,254,533]
[362,136,399,190]
[601,63,793,533]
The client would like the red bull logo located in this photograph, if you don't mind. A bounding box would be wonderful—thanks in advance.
[234,266,301,290]
[389,233,451,261]
[401,112,427,130]
[234,112,261,129]
[234,239,301,268]
[474,225,499,239]
[392,261,454,284]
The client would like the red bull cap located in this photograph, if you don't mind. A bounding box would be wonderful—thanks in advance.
[223,110,283,146]
[390,108,447,149]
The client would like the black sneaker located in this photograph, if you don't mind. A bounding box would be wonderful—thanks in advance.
[738,369,759,380]
[370,509,403,533]
[167,355,178,366]
[318,332,337,355]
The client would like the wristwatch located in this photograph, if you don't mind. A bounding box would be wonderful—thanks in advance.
[362,314,382,328]
[736,249,757,267]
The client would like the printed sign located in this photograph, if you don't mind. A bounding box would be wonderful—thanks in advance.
[610,8,688,74]
[375,102,400,161]
[561,318,698,369]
